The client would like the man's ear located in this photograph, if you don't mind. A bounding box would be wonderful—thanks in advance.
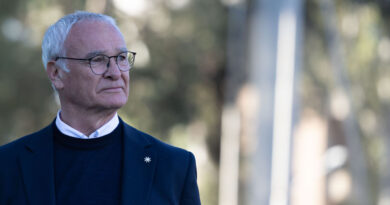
[46,61,65,90]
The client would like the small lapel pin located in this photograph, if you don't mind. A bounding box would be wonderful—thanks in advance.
[144,156,152,164]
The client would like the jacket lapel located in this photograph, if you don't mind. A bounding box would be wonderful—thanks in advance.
[121,122,157,205]
[19,124,56,205]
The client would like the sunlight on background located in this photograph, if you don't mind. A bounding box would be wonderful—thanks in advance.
[330,89,350,121]
[377,77,390,102]
[378,37,390,62]
[238,85,261,156]
[328,169,352,203]
[129,40,150,67]
[291,109,327,205]
[341,13,359,38]
[219,105,240,205]
[324,145,348,173]
[118,21,140,43]
[86,0,107,13]
[270,7,297,205]
[166,0,191,10]
[113,0,150,17]
[147,9,171,34]
[2,18,24,42]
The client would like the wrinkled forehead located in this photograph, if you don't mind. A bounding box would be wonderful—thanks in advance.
[64,20,126,55]
[66,19,125,42]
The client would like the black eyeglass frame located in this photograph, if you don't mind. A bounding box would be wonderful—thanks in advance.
[55,51,136,75]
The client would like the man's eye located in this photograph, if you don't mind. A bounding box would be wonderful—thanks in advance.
[117,54,127,61]
[91,56,106,63]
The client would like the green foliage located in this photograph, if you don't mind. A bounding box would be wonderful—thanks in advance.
[304,0,390,204]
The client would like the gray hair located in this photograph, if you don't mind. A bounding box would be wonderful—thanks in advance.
[41,11,120,71]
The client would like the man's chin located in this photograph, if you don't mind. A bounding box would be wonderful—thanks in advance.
[95,94,128,109]
[104,101,127,109]
[95,96,124,107]
[108,99,128,109]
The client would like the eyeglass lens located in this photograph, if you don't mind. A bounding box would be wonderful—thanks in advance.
[90,52,134,74]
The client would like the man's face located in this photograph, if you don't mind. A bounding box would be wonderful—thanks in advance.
[57,20,129,113]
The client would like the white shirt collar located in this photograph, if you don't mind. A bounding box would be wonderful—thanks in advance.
[55,110,120,139]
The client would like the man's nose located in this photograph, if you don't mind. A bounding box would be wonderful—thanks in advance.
[104,57,121,79]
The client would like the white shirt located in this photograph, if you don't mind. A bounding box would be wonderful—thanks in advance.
[55,110,120,139]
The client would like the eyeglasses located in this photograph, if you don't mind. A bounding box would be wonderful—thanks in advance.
[55,51,136,75]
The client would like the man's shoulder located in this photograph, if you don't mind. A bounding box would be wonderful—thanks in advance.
[122,122,194,160]
[0,124,52,156]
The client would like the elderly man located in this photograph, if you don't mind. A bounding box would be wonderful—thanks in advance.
[0,11,201,205]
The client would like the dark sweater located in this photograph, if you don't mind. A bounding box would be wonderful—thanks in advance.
[53,123,123,205]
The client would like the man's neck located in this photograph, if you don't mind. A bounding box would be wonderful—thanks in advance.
[59,107,118,136]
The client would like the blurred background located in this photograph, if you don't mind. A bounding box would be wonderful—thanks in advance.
[1,0,390,204]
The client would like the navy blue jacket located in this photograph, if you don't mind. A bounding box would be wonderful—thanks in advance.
[0,120,201,205]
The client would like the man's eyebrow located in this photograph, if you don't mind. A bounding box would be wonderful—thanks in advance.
[85,50,105,58]
[85,48,128,58]
[117,47,128,53]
